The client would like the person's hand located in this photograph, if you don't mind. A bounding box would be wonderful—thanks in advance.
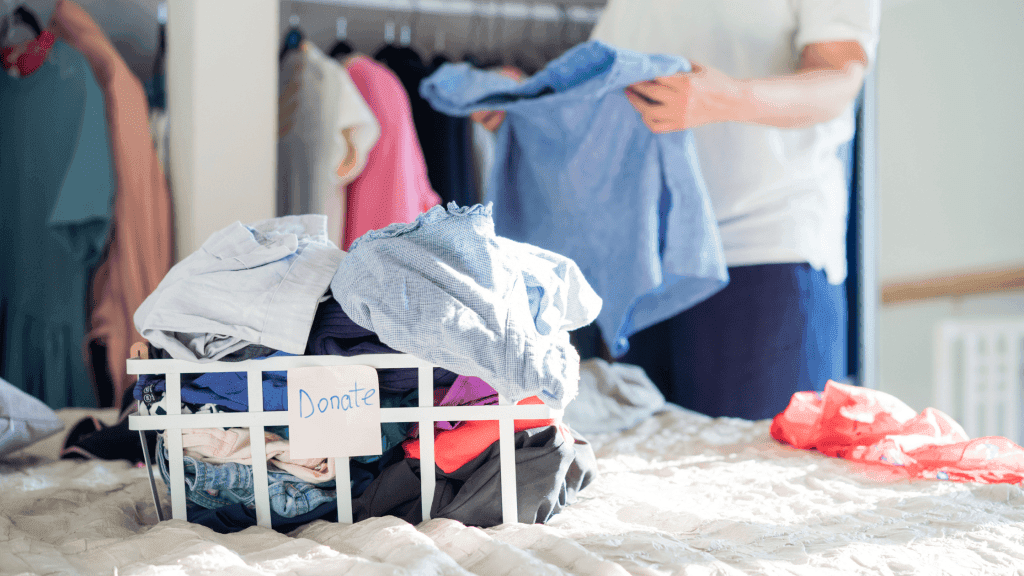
[470,66,526,133]
[471,110,507,133]
[625,62,745,133]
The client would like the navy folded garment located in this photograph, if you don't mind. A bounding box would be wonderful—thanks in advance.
[133,351,293,411]
[306,296,458,392]
[353,425,597,527]
[132,300,460,412]
[187,499,340,534]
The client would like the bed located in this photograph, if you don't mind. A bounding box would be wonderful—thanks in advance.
[3,404,1023,576]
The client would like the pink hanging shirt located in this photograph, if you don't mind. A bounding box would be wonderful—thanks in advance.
[342,56,440,249]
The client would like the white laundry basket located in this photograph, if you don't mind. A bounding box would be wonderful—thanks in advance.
[935,318,1024,444]
[127,352,562,528]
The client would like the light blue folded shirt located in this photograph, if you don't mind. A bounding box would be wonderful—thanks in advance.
[331,203,602,409]
[134,215,345,361]
[420,40,729,357]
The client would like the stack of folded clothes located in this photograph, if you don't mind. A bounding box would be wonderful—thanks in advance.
[131,205,602,533]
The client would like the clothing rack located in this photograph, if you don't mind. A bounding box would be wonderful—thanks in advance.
[292,0,604,23]
[163,0,600,262]
[280,0,603,62]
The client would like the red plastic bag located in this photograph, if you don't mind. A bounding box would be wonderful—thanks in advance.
[771,380,1024,484]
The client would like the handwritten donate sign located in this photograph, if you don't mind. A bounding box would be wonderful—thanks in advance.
[287,365,381,459]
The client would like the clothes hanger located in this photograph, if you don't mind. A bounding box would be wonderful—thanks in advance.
[461,1,482,65]
[328,16,353,59]
[152,2,166,79]
[0,3,43,47]
[2,4,53,76]
[380,16,395,50]
[483,3,501,67]
[398,0,414,49]
[467,2,500,69]
[544,5,569,64]
[492,4,508,67]
[564,6,592,51]
[433,27,445,60]
[426,2,451,67]
[511,3,537,74]
[278,11,303,63]
[13,4,41,36]
[147,2,167,109]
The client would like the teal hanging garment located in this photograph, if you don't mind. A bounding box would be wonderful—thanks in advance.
[0,40,115,409]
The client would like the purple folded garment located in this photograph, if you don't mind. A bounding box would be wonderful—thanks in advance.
[437,375,500,430]
[306,297,458,392]
[412,375,499,435]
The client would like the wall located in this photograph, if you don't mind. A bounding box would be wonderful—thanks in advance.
[165,0,278,259]
[877,0,1024,410]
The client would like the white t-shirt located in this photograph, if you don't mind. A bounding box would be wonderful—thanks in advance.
[278,42,381,246]
[590,0,880,284]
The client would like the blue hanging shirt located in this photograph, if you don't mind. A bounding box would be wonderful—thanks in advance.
[420,40,728,357]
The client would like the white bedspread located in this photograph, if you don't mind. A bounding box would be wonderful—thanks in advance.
[3,406,1023,575]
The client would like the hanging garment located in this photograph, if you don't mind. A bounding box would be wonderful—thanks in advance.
[421,40,729,358]
[374,45,477,207]
[52,0,175,410]
[331,203,602,409]
[771,380,1024,485]
[0,40,115,409]
[134,215,344,362]
[279,41,379,246]
[354,425,598,527]
[338,55,441,249]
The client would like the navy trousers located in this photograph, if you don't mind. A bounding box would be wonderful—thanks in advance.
[617,263,847,421]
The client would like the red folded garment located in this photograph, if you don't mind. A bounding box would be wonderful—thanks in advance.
[403,396,563,473]
[771,380,1024,484]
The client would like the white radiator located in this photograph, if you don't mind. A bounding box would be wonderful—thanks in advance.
[935,318,1024,444]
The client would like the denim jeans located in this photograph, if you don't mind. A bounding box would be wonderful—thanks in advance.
[157,436,337,518]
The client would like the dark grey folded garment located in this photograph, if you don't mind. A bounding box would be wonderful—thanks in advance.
[353,425,597,527]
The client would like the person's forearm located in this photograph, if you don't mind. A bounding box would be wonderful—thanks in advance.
[730,62,866,129]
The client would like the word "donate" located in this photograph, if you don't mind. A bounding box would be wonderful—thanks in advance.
[298,381,376,418]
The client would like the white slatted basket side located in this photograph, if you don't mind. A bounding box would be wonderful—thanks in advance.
[127,354,562,528]
[934,319,1024,444]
